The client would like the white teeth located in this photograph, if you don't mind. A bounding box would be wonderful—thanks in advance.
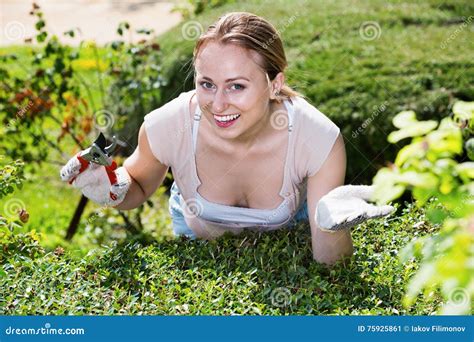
[213,114,240,122]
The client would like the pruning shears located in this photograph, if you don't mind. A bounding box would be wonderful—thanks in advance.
[67,133,126,186]
[79,132,120,166]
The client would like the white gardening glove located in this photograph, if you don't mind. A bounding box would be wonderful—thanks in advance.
[60,153,131,207]
[315,185,395,232]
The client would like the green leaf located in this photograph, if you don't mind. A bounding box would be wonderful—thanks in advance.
[388,120,438,143]
[35,19,45,31]
[372,168,406,204]
[397,171,438,188]
[426,207,449,224]
[456,162,474,180]
[64,29,75,38]
[426,119,463,156]
[465,138,474,161]
[394,141,425,166]
[389,110,438,143]
[36,31,47,43]
[452,101,474,121]
[392,110,417,129]
[404,262,436,307]
[412,188,435,206]
[137,28,153,35]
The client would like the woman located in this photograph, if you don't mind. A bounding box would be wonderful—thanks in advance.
[60,12,393,265]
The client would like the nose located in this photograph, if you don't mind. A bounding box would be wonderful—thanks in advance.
[211,89,228,113]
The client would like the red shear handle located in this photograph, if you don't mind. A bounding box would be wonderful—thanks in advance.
[105,160,118,185]
[105,161,118,201]
[68,154,91,185]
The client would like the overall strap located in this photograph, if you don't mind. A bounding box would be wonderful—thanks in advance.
[192,105,202,153]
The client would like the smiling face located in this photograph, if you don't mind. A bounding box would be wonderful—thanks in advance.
[194,41,280,144]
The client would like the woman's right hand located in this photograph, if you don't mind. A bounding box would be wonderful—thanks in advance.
[60,152,131,207]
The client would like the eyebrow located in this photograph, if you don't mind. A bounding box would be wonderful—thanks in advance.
[200,76,250,82]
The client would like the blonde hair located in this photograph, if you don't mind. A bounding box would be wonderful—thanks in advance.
[193,12,303,103]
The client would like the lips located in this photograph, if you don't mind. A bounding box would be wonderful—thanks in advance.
[213,114,240,128]
[213,113,241,122]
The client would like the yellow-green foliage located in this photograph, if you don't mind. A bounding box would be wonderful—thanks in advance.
[373,101,474,314]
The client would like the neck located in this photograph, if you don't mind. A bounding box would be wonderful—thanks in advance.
[231,101,275,148]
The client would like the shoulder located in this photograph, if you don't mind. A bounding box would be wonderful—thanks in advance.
[142,90,195,166]
[290,96,342,178]
[144,90,195,127]
[291,96,340,136]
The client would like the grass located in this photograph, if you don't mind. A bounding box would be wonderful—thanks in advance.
[1,202,442,315]
[1,0,473,314]
[0,161,172,258]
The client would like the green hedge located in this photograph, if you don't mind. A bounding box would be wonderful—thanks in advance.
[1,202,442,315]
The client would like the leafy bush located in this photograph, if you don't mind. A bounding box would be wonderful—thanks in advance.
[0,156,45,280]
[2,153,439,315]
[0,3,168,236]
[0,158,24,200]
[0,7,81,165]
[0,157,26,231]
[1,205,443,315]
[104,23,165,154]
[173,0,236,19]
[373,101,474,314]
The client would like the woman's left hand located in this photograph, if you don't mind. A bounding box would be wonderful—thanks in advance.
[315,185,395,232]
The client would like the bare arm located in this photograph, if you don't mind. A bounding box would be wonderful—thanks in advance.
[114,123,169,210]
[307,133,353,265]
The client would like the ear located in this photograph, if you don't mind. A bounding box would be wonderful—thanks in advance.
[269,72,285,100]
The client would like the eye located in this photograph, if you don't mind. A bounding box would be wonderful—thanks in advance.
[199,81,214,90]
[230,83,245,91]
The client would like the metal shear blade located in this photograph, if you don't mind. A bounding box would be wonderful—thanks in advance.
[80,133,118,166]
